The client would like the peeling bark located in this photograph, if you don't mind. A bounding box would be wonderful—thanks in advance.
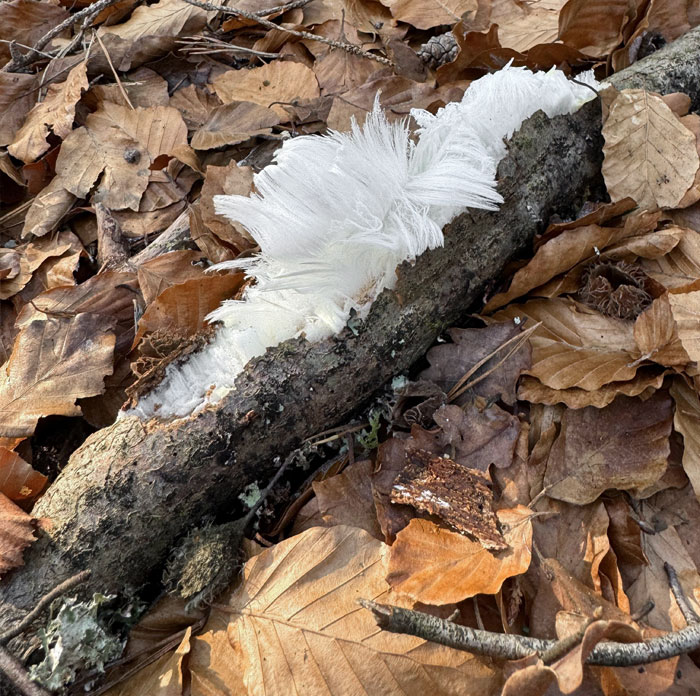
[2,29,700,644]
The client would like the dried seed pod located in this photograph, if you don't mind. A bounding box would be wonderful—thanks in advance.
[418,31,458,69]
[579,260,652,319]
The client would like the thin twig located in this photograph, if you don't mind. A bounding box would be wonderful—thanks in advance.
[177,36,280,58]
[665,562,700,625]
[0,570,92,644]
[179,0,392,66]
[359,600,700,666]
[540,607,602,665]
[2,0,124,72]
[0,645,51,696]
[95,32,134,110]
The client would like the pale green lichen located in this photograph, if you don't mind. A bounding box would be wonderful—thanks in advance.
[30,594,124,691]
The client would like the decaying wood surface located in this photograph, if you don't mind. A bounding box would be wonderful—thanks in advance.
[3,28,700,642]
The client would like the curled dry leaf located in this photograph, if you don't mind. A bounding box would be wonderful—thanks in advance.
[0,72,39,147]
[517,369,666,409]
[102,627,192,696]
[493,298,641,391]
[640,226,700,288]
[219,525,500,695]
[557,0,633,56]
[670,377,700,503]
[386,507,533,605]
[22,176,77,239]
[0,492,36,578]
[484,223,634,312]
[8,62,88,164]
[602,89,699,210]
[0,447,47,502]
[0,313,116,438]
[543,392,673,505]
[491,0,565,52]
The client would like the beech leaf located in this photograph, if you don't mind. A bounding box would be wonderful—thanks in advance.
[386,507,533,605]
[602,89,699,210]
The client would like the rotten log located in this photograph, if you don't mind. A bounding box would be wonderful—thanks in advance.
[3,29,700,641]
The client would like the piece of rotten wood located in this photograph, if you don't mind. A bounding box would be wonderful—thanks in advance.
[2,28,700,642]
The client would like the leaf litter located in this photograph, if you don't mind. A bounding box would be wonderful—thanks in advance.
[3,0,700,694]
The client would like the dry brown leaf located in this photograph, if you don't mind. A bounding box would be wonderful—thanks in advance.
[640,226,700,288]
[386,507,532,605]
[134,273,245,345]
[484,224,636,312]
[8,62,88,164]
[0,230,75,300]
[56,104,188,211]
[558,0,636,56]
[219,525,500,695]
[379,0,476,29]
[191,101,280,150]
[87,67,170,110]
[543,392,673,505]
[0,72,39,147]
[325,74,437,131]
[98,0,209,68]
[670,377,700,503]
[0,313,116,438]
[602,89,699,210]
[492,298,641,391]
[23,176,77,238]
[189,204,238,265]
[169,84,221,131]
[0,447,47,502]
[533,500,615,599]
[199,162,255,251]
[102,626,192,696]
[634,292,691,366]
[420,323,531,406]
[0,492,36,577]
[213,62,319,119]
[313,459,383,540]
[517,369,665,409]
[137,250,208,306]
[491,0,565,52]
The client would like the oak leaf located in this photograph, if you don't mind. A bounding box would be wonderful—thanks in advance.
[0,447,46,502]
[0,492,36,577]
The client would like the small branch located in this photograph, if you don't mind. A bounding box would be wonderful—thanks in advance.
[540,607,601,665]
[2,0,123,72]
[0,646,51,696]
[0,570,92,644]
[359,600,700,666]
[665,562,700,625]
[179,0,392,66]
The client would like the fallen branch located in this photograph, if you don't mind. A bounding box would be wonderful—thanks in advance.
[359,600,700,667]
[2,25,700,654]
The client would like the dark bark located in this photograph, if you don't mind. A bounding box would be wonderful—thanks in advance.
[2,27,700,644]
